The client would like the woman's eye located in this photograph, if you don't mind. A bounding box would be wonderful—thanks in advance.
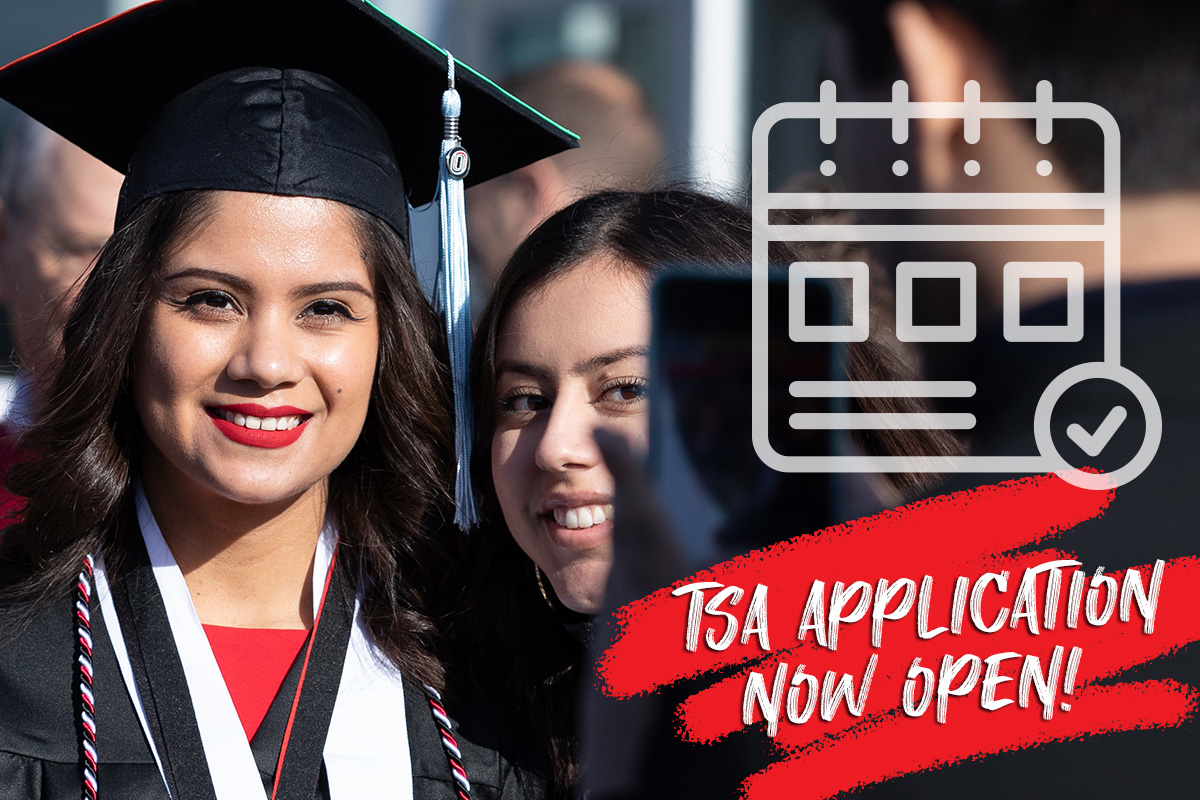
[499,391,551,416]
[298,299,365,328]
[304,299,357,318]
[600,379,648,406]
[182,290,236,311]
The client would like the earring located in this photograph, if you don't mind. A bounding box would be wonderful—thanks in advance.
[534,564,555,610]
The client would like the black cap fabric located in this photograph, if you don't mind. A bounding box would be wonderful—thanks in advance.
[0,0,578,232]
[121,67,412,235]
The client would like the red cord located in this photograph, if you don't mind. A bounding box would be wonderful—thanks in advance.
[270,543,339,800]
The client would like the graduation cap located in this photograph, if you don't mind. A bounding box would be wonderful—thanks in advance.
[0,0,577,528]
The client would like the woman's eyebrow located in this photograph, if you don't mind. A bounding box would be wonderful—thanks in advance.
[496,347,649,382]
[495,359,553,380]
[159,266,253,294]
[571,346,649,376]
[290,281,374,300]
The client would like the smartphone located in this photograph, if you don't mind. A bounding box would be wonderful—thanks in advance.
[650,268,848,566]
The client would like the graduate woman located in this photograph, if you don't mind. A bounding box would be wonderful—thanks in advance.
[0,0,574,798]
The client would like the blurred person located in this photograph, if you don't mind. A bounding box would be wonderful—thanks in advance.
[0,115,121,518]
[848,0,1200,309]
[0,114,122,424]
[462,188,963,799]
[465,61,663,297]
[819,0,1200,795]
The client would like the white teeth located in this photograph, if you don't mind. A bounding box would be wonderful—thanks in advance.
[552,504,612,530]
[220,412,303,431]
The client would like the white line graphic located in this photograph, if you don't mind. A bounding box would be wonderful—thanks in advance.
[751,80,1162,489]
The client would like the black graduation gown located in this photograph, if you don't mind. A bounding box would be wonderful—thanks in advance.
[0,562,544,800]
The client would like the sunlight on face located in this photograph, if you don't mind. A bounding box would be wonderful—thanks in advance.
[133,192,379,510]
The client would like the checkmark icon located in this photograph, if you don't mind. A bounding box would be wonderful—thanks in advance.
[1065,405,1128,457]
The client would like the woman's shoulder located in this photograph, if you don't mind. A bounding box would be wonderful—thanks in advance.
[0,568,80,764]
[0,565,161,773]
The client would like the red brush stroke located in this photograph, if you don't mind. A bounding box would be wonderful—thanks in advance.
[596,474,1200,799]
[746,681,1197,800]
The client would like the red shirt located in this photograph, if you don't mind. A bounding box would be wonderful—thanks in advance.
[203,625,310,740]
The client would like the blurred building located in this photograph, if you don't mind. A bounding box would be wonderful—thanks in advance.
[438,0,827,193]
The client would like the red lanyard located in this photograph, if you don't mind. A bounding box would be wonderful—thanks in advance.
[270,543,339,799]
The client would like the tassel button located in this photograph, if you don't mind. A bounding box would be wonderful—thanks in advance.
[445,146,471,178]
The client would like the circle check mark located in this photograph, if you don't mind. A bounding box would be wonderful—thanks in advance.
[1065,406,1127,458]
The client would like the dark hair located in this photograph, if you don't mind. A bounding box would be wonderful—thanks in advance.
[826,0,1200,193]
[463,187,963,797]
[3,190,455,689]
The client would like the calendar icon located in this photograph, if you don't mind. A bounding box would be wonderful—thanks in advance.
[751,80,1162,489]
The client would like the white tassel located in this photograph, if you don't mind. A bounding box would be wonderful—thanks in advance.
[437,53,479,530]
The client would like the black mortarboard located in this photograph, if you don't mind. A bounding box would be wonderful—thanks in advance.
[0,0,576,529]
[0,0,577,234]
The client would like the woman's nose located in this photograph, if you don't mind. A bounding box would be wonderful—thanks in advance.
[225,312,305,389]
[534,394,601,473]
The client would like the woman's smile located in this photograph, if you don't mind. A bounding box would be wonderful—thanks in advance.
[548,503,614,531]
[207,403,312,448]
[539,489,617,550]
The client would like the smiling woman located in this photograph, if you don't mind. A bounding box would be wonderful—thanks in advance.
[137,195,377,507]
[463,187,965,798]
[489,255,650,615]
[0,0,575,798]
[132,193,381,630]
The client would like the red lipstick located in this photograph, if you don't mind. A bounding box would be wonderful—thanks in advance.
[210,404,311,449]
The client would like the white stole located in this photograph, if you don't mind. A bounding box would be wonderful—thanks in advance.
[92,488,413,799]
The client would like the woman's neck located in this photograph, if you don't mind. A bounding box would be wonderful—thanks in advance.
[140,471,327,630]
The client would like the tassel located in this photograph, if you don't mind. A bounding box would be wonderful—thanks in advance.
[437,52,479,530]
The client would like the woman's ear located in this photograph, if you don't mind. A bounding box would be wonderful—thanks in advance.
[887,1,1007,191]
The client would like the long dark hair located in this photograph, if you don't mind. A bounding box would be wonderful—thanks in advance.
[464,187,965,797]
[3,189,455,689]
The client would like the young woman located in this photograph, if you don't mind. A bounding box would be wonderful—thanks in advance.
[464,187,964,797]
[0,0,573,797]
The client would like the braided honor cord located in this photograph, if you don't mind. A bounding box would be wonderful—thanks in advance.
[74,558,463,800]
[76,555,98,799]
[423,683,471,800]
